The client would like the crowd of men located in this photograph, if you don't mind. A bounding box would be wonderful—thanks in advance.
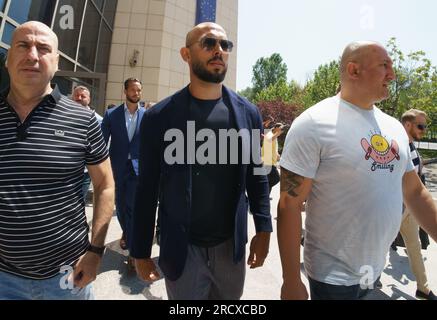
[0,20,437,300]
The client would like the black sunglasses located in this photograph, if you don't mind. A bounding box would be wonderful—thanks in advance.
[416,123,427,131]
[16,122,30,141]
[189,37,234,52]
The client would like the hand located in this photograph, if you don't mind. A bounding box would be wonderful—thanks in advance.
[281,279,308,300]
[247,231,270,269]
[135,258,160,282]
[71,251,102,289]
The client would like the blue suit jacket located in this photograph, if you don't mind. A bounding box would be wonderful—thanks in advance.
[131,86,272,281]
[101,104,145,182]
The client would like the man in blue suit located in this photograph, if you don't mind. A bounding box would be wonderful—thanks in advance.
[102,78,145,265]
[131,23,272,300]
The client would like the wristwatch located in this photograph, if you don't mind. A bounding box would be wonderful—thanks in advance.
[87,244,105,256]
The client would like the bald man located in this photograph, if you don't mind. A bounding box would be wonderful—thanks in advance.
[277,41,437,300]
[0,21,114,300]
[131,22,272,300]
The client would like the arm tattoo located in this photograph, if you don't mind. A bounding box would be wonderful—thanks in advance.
[280,167,304,197]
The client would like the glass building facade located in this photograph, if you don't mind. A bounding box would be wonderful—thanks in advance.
[0,0,117,111]
[0,0,238,111]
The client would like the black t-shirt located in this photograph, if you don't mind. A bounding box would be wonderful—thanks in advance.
[188,95,239,247]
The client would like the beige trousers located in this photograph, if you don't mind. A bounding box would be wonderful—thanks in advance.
[399,210,429,292]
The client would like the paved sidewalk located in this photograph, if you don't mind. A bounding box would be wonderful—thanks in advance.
[88,164,437,300]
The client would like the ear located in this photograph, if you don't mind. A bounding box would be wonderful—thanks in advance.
[55,53,59,72]
[180,47,190,62]
[346,62,360,80]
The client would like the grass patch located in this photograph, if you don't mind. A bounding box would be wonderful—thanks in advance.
[418,149,437,159]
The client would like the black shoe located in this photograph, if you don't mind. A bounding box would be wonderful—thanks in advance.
[375,279,383,289]
[416,290,437,300]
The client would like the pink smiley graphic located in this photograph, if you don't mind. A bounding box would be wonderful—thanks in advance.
[361,135,400,164]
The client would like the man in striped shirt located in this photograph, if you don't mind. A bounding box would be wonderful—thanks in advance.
[0,21,115,300]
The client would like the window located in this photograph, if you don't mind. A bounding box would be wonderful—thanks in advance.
[0,0,6,13]
[52,75,73,96]
[1,22,14,45]
[53,0,85,60]
[77,1,100,70]
[95,22,111,73]
[92,0,105,12]
[0,46,9,92]
[7,0,55,25]
[59,56,75,71]
[103,0,117,27]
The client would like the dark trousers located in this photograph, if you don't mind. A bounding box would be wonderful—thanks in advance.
[115,162,138,251]
[308,277,377,300]
[265,165,280,194]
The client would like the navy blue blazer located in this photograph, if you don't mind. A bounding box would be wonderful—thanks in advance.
[131,86,272,281]
[101,104,145,182]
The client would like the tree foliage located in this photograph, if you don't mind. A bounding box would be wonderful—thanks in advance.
[252,53,288,95]
[254,79,304,106]
[378,38,437,122]
[245,38,437,140]
[237,86,255,101]
[257,100,299,150]
[302,60,340,109]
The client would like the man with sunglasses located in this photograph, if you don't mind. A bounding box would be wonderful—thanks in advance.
[0,21,114,300]
[393,109,436,300]
[131,22,272,300]
[278,41,437,300]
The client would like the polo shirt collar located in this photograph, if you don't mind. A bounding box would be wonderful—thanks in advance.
[0,84,62,104]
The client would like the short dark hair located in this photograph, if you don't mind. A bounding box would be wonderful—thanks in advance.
[124,78,142,90]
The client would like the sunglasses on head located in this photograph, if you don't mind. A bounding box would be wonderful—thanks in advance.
[189,37,234,52]
[416,123,427,131]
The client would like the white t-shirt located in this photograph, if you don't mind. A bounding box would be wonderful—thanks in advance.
[280,95,414,286]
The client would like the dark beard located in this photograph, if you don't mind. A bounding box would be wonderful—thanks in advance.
[126,96,140,104]
[192,59,227,83]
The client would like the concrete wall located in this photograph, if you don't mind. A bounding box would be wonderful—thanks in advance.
[105,0,238,107]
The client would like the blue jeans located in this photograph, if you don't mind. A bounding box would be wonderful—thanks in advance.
[0,270,94,300]
[308,277,376,300]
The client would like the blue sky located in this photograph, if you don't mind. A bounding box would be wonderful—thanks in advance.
[236,0,437,90]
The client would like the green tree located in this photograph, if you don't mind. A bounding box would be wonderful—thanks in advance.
[252,53,288,95]
[237,86,255,102]
[379,38,437,122]
[302,60,340,109]
[254,79,304,106]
